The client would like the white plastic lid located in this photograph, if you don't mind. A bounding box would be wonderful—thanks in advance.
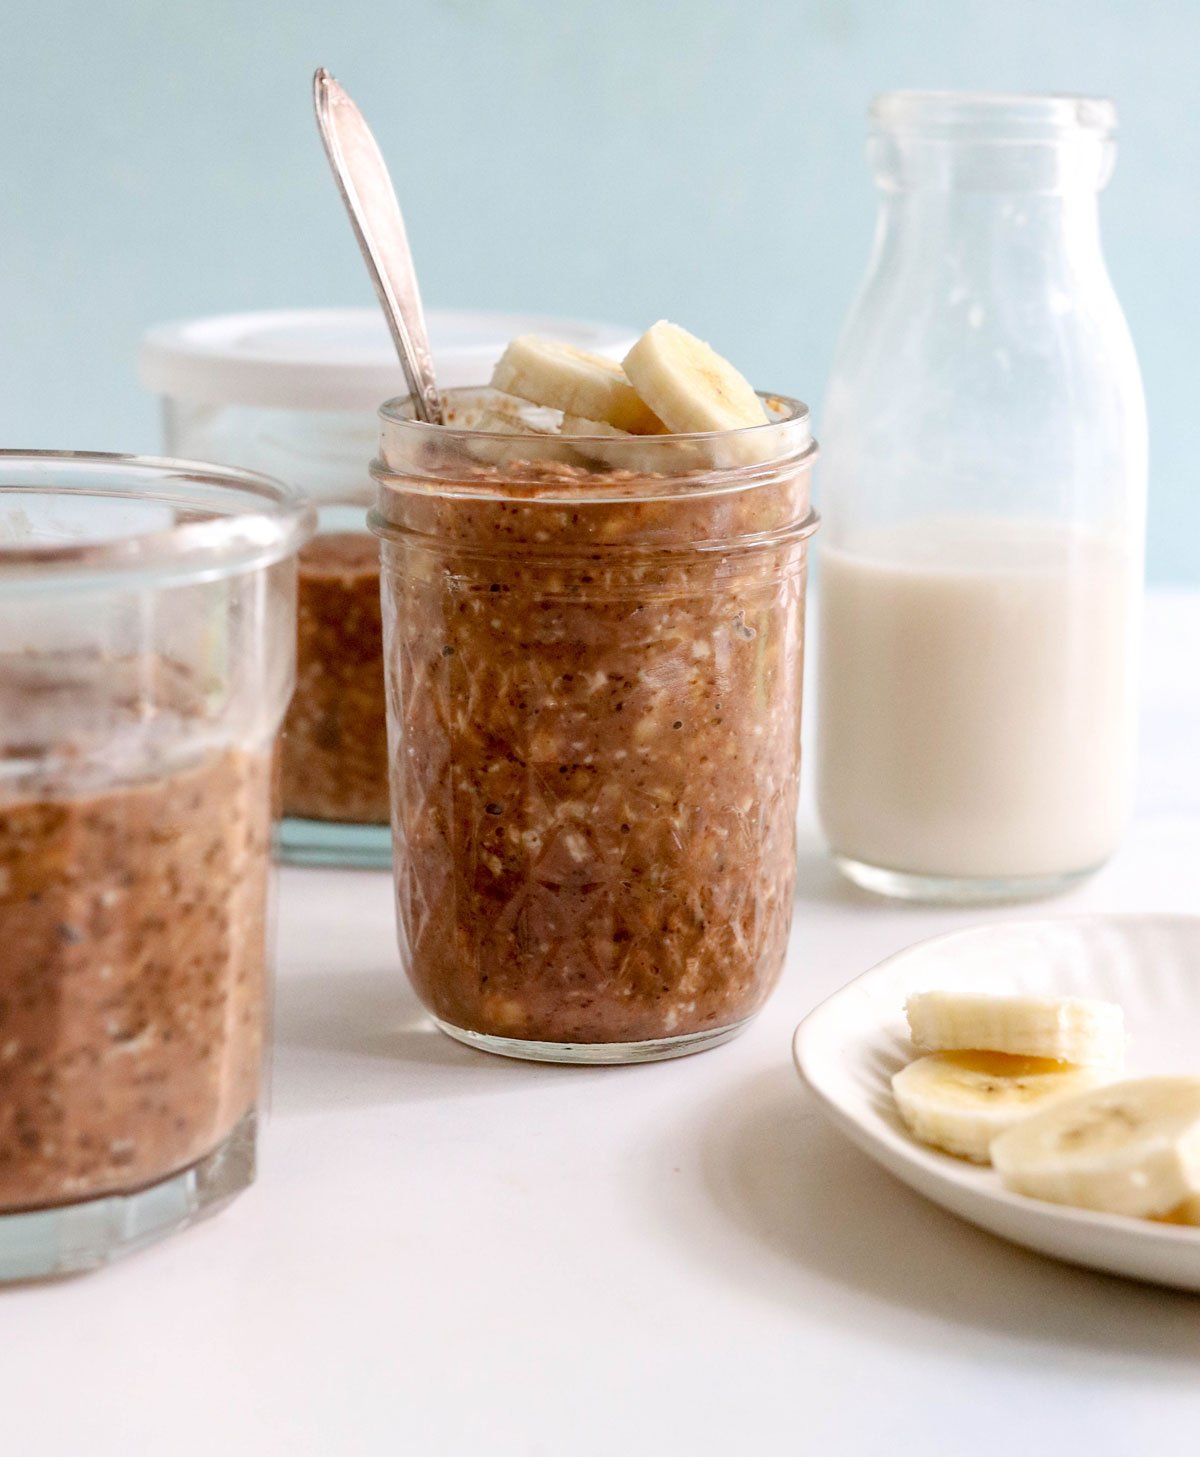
[139,308,638,412]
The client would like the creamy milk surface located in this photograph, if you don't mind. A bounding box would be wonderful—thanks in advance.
[816,517,1137,881]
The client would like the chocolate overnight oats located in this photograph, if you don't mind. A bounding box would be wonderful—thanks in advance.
[0,450,309,1277]
[0,658,274,1211]
[372,324,818,1060]
[281,531,389,825]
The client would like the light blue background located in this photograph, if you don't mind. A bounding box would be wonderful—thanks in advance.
[4,0,1196,580]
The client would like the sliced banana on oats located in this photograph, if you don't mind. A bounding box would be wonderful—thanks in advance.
[473,408,544,434]
[560,414,630,440]
[906,990,1125,1068]
[990,1077,1200,1218]
[559,412,631,468]
[561,414,706,474]
[491,336,664,434]
[622,320,770,436]
[462,408,563,466]
[891,1050,1113,1164]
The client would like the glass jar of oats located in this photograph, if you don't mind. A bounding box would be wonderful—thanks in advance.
[371,388,818,1063]
[141,309,636,867]
[0,451,312,1279]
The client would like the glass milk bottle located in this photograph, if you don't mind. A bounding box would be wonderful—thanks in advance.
[817,93,1147,902]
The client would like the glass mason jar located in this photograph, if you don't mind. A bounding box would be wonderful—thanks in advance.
[817,93,1147,903]
[371,389,818,1063]
[0,452,313,1279]
[142,309,637,869]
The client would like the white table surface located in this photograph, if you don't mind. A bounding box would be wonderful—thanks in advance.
[2,591,1198,1456]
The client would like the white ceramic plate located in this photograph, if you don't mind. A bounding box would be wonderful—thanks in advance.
[793,914,1200,1291]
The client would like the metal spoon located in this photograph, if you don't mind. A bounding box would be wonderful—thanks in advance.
[313,67,445,425]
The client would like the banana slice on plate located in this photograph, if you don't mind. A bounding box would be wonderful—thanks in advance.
[492,337,664,434]
[906,990,1125,1067]
[1156,1195,1200,1227]
[990,1077,1200,1218]
[892,1051,1112,1164]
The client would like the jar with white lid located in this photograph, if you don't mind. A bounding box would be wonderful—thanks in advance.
[141,309,637,868]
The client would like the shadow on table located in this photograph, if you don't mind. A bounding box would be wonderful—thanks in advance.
[791,835,868,908]
[270,966,569,1112]
[645,1064,1200,1367]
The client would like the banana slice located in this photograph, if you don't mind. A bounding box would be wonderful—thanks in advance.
[560,414,705,474]
[560,414,629,441]
[562,413,713,474]
[892,1051,1112,1164]
[990,1077,1200,1218]
[472,408,544,433]
[491,337,663,434]
[622,320,770,436]
[460,408,563,466]
[1155,1195,1200,1227]
[560,413,632,468]
[906,990,1125,1067]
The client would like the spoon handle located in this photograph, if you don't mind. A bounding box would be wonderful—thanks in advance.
[313,68,444,425]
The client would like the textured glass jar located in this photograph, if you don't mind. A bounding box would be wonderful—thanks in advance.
[817,93,1147,903]
[0,452,313,1279]
[371,389,818,1063]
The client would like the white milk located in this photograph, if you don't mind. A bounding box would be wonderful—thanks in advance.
[816,518,1138,882]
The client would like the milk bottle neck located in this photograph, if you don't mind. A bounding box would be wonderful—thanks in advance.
[864,92,1117,302]
[868,188,1107,294]
[867,92,1117,187]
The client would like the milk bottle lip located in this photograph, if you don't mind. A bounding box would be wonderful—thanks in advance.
[870,91,1117,140]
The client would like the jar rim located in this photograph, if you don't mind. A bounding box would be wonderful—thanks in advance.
[0,450,316,592]
[870,91,1117,138]
[374,387,815,505]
